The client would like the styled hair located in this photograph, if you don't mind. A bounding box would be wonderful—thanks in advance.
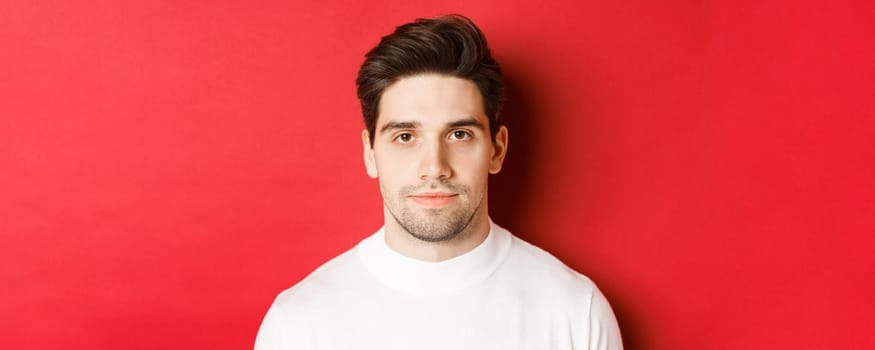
[356,14,504,146]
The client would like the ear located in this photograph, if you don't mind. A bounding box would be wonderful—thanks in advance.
[489,126,508,174]
[362,129,378,178]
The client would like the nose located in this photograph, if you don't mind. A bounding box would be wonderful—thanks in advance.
[418,138,452,181]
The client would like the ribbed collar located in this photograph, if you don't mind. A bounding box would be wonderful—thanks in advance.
[356,219,513,296]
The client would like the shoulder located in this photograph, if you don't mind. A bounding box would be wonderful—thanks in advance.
[497,232,624,348]
[505,234,598,292]
[489,230,607,313]
[255,244,367,350]
[270,243,371,314]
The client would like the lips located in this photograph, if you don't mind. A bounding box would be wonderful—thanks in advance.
[409,192,458,207]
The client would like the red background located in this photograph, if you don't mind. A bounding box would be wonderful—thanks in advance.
[2,0,873,349]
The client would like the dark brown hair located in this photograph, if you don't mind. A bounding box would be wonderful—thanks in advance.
[356,14,504,146]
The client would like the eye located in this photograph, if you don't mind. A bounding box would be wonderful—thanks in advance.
[449,130,472,141]
[394,132,414,143]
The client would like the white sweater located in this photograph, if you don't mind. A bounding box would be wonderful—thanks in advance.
[255,221,623,350]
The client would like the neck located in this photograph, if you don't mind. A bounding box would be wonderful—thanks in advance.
[383,209,491,262]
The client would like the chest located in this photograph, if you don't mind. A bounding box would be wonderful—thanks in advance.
[303,294,579,350]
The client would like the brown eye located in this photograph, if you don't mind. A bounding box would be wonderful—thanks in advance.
[450,130,471,140]
[395,133,414,143]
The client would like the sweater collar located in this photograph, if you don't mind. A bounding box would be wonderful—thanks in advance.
[357,219,512,296]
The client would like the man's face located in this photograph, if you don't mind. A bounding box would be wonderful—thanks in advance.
[363,74,508,242]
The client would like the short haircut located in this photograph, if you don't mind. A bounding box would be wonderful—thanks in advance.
[356,14,504,146]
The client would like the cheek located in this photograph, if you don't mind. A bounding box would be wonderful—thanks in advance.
[454,143,491,163]
[374,153,417,191]
[374,151,408,173]
[450,148,492,178]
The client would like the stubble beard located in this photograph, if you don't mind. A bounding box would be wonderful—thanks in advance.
[383,181,485,243]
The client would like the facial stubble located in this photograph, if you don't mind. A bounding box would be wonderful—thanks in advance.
[382,181,485,243]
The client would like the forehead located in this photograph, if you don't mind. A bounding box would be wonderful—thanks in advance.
[376,74,487,129]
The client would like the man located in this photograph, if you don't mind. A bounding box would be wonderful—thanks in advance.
[255,14,623,350]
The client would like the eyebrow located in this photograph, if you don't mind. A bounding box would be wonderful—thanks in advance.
[378,117,486,133]
[379,121,422,133]
[447,117,486,130]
